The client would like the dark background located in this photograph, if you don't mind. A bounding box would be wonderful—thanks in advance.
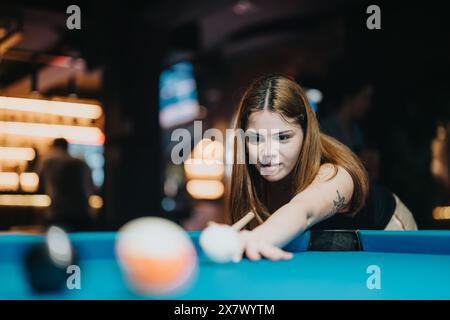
[1,0,449,229]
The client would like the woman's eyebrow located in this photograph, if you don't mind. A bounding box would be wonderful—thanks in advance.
[277,130,294,135]
[246,130,293,136]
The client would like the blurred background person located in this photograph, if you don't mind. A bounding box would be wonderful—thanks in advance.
[37,138,95,231]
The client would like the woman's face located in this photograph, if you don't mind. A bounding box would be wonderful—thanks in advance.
[246,110,304,182]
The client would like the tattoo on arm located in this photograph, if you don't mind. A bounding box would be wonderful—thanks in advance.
[330,190,346,215]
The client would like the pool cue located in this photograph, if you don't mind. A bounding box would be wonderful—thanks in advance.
[231,212,255,231]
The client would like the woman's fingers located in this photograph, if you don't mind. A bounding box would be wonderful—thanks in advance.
[259,244,293,261]
[245,242,262,261]
[232,240,246,263]
[237,230,294,262]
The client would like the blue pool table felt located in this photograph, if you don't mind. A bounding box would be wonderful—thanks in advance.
[1,231,450,300]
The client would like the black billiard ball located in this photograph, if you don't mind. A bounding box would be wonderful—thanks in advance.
[24,226,77,293]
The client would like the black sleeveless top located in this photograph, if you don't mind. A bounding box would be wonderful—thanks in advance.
[310,183,396,230]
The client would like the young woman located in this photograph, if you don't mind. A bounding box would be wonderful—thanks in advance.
[224,75,417,261]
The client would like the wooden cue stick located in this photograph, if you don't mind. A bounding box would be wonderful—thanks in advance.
[231,212,255,231]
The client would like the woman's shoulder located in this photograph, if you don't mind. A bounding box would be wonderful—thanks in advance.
[314,163,351,183]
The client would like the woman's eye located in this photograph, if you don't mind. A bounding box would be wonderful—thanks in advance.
[278,134,291,142]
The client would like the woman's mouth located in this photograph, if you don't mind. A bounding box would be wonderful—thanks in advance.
[260,162,279,167]
[259,163,281,174]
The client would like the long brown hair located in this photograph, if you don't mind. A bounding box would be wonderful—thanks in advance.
[226,75,369,229]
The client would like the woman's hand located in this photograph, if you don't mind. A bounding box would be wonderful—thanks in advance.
[237,229,293,262]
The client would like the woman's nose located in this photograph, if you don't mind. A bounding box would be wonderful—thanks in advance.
[259,141,280,164]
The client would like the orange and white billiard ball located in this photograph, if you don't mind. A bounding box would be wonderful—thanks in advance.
[116,217,198,296]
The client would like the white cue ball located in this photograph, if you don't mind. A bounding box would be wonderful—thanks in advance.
[199,224,243,263]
